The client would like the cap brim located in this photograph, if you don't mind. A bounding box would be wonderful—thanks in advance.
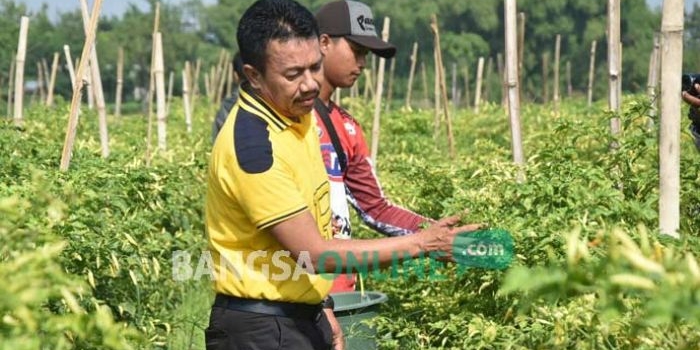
[345,35,396,59]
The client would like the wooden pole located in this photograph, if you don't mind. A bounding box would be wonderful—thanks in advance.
[60,0,102,171]
[405,42,418,109]
[191,58,201,112]
[497,53,506,107]
[433,48,441,137]
[41,58,50,101]
[647,33,661,128]
[430,14,455,158]
[84,60,94,110]
[63,45,76,90]
[80,0,109,158]
[183,62,193,133]
[370,17,390,163]
[505,0,525,170]
[659,0,683,238]
[115,47,123,117]
[145,2,161,165]
[385,58,396,112]
[608,0,621,135]
[451,62,459,107]
[541,53,549,103]
[474,57,484,113]
[553,34,561,114]
[517,12,525,91]
[566,60,572,97]
[46,52,59,107]
[166,70,174,115]
[463,64,471,108]
[154,32,167,151]
[483,57,493,103]
[587,40,597,106]
[420,62,429,108]
[13,16,29,126]
[226,61,234,97]
[6,58,14,118]
[37,61,45,104]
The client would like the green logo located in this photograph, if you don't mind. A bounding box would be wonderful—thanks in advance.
[452,228,514,270]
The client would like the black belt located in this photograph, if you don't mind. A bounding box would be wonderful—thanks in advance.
[213,294,323,320]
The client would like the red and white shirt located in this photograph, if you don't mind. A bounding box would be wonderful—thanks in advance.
[314,101,430,241]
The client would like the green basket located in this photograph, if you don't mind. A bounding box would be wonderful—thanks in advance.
[331,291,388,350]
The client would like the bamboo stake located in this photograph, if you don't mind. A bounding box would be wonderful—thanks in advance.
[216,59,230,107]
[63,45,76,90]
[505,0,525,170]
[420,62,429,108]
[204,72,211,99]
[60,0,102,171]
[115,47,123,117]
[145,2,161,165]
[37,62,45,104]
[430,14,455,158]
[541,53,549,103]
[13,16,29,126]
[226,61,234,97]
[646,33,660,128]
[566,60,572,97]
[370,17,390,163]
[483,57,493,103]
[6,58,14,118]
[517,12,525,90]
[46,52,59,107]
[183,62,192,133]
[191,58,201,111]
[463,65,471,108]
[84,60,93,110]
[154,32,167,151]
[497,53,506,107]
[385,58,396,112]
[608,0,621,135]
[451,62,458,107]
[474,57,484,113]
[405,42,418,109]
[80,0,109,158]
[553,34,561,114]
[433,46,441,137]
[166,70,174,115]
[42,58,50,100]
[587,40,597,106]
[659,0,683,238]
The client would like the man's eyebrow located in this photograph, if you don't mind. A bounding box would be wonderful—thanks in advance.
[284,57,323,73]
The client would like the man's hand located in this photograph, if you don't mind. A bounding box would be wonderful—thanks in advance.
[323,308,344,350]
[416,214,484,262]
[682,83,700,108]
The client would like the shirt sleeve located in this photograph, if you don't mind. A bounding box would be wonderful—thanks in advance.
[343,120,431,236]
[228,145,308,230]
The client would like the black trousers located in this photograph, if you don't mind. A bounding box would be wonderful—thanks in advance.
[205,306,333,350]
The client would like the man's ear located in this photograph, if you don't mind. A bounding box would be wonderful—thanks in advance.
[319,34,332,55]
[243,64,261,90]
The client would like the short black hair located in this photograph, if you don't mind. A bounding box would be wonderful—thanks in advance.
[237,0,319,74]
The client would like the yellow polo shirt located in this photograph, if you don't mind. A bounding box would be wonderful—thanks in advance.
[206,85,333,304]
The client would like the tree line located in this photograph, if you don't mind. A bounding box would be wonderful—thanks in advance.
[0,0,698,108]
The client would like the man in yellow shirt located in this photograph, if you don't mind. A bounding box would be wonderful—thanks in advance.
[205,0,481,349]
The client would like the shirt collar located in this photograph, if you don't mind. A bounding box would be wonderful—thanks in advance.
[238,83,308,133]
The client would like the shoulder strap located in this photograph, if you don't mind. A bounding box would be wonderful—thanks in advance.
[314,98,347,173]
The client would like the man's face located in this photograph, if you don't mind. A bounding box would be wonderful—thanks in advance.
[319,35,368,89]
[246,38,323,118]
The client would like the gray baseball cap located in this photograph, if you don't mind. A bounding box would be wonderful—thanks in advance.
[315,0,396,58]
